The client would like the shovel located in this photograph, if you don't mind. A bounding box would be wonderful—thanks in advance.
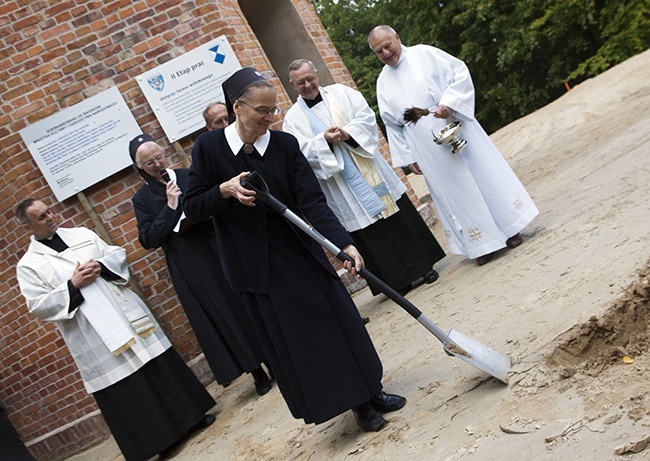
[241,171,511,383]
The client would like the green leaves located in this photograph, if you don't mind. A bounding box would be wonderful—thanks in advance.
[313,0,650,133]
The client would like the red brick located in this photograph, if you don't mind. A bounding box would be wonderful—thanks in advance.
[66,34,98,51]
[2,83,34,101]
[0,2,19,16]
[71,10,102,27]
[55,10,73,23]
[119,6,135,19]
[12,15,41,31]
[5,32,22,45]
[34,70,64,86]
[62,58,89,74]
[13,101,42,119]
[101,0,131,16]
[45,1,75,17]
[41,23,71,40]
[71,5,88,18]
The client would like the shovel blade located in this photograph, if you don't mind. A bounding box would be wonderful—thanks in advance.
[444,329,511,383]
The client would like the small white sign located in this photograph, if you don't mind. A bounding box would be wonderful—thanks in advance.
[19,86,141,202]
[136,35,241,141]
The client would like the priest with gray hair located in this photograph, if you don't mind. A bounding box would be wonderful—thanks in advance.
[368,25,538,266]
[283,58,445,295]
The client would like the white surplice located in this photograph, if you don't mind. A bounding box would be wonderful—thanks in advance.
[283,83,406,232]
[377,44,539,258]
[16,227,171,393]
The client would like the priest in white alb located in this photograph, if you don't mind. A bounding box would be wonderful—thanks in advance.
[283,59,445,295]
[15,199,215,460]
[369,26,538,266]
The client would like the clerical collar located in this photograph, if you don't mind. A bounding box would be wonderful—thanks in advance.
[395,45,408,67]
[224,124,271,156]
[37,232,68,252]
[302,92,323,108]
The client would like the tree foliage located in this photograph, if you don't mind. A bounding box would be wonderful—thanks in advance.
[312,0,650,133]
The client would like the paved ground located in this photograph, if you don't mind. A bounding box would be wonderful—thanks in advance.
[67,49,650,461]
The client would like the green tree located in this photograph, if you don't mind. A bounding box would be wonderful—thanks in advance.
[311,0,384,107]
[313,0,650,133]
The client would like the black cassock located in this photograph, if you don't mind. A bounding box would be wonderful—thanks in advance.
[184,129,383,424]
[0,402,35,460]
[351,194,446,295]
[132,169,265,385]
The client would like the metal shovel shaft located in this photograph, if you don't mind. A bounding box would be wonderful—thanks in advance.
[245,176,510,383]
[279,207,511,381]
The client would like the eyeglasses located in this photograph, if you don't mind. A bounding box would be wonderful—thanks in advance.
[237,100,281,116]
[293,76,317,87]
[140,154,164,168]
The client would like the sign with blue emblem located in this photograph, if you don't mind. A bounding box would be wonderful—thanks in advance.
[147,74,165,92]
[136,35,241,141]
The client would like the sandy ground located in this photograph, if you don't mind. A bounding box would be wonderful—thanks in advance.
[67,49,650,461]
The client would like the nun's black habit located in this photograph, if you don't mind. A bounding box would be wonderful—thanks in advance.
[183,68,384,424]
[130,139,266,386]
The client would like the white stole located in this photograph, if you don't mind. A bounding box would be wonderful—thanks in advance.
[45,242,155,356]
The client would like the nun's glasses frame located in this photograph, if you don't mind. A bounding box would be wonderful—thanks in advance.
[237,99,281,116]
[140,154,164,168]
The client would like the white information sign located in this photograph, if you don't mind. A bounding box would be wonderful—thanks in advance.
[19,86,141,202]
[136,35,241,141]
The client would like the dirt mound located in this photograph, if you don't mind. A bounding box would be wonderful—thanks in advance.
[546,260,650,378]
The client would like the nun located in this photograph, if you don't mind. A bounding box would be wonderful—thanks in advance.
[130,134,273,395]
[183,67,407,432]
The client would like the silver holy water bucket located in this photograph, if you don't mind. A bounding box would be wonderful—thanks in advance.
[431,120,467,154]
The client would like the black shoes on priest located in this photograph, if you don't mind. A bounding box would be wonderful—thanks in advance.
[397,269,440,296]
[158,413,216,459]
[353,391,407,432]
[251,366,273,396]
[422,269,439,284]
[191,414,216,431]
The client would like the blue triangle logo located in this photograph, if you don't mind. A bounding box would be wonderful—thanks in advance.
[209,45,226,64]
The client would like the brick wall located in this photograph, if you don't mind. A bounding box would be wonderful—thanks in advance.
[0,1,430,459]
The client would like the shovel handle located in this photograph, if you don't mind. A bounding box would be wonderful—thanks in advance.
[237,171,509,374]
[335,251,422,319]
[242,171,449,340]
[240,172,287,214]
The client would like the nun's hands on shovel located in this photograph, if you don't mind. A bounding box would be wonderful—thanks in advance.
[341,244,364,275]
[221,171,257,206]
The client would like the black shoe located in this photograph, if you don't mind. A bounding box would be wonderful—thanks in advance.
[361,316,370,325]
[190,413,216,432]
[353,403,387,432]
[252,367,272,396]
[422,269,439,284]
[476,253,494,266]
[506,233,523,249]
[369,391,407,413]
[158,440,183,459]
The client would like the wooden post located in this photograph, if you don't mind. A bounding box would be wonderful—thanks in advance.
[173,141,191,167]
[76,191,113,244]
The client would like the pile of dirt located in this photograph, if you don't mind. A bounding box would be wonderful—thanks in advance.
[547,260,650,378]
